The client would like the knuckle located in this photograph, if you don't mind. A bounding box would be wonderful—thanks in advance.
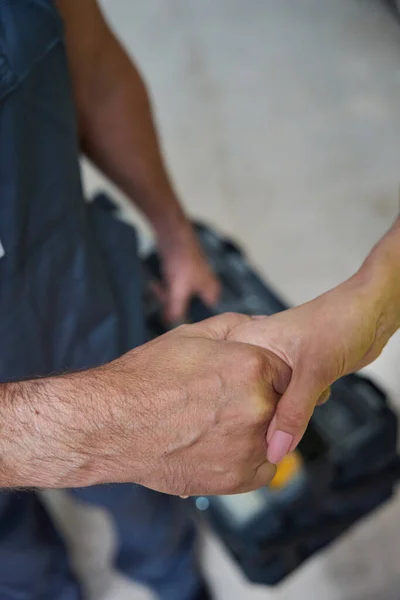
[246,401,269,428]
[177,481,191,498]
[260,463,277,486]
[173,323,191,335]
[221,311,242,328]
[243,349,265,380]
[223,468,246,494]
[223,311,236,320]
[254,396,273,423]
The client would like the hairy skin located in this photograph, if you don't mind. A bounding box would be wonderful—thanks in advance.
[0,314,290,495]
[2,218,398,489]
[0,1,398,495]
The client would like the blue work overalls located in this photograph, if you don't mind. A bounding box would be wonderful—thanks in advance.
[0,2,198,599]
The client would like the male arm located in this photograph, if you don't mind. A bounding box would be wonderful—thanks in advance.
[0,315,290,494]
[0,369,107,488]
[0,0,281,497]
[56,0,219,322]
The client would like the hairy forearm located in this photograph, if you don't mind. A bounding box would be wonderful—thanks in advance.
[0,365,134,489]
[0,372,92,488]
[60,0,187,236]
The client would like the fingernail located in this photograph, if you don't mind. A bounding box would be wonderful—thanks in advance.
[267,430,294,464]
[266,415,277,444]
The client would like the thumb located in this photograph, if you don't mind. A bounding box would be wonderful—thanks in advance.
[266,371,325,464]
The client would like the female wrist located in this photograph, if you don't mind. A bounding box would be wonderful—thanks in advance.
[350,254,400,345]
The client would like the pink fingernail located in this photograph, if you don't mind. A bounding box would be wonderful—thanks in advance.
[266,415,277,444]
[267,430,294,464]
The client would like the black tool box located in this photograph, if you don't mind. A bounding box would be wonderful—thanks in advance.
[143,222,400,586]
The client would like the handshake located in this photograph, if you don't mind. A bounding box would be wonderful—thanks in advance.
[17,219,396,495]
[4,220,398,495]
[82,265,398,497]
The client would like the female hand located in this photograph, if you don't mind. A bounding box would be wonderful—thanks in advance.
[228,268,400,464]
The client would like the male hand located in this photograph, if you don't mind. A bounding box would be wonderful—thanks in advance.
[156,222,221,323]
[228,275,397,464]
[88,313,291,496]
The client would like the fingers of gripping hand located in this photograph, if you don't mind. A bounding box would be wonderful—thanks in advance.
[229,461,277,495]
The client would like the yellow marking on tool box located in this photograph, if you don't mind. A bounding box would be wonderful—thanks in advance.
[270,452,302,489]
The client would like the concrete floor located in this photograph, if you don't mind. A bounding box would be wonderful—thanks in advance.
[50,0,400,598]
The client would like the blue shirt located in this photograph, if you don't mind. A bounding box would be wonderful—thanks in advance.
[0,0,144,381]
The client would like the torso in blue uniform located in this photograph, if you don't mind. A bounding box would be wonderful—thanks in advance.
[0,0,144,382]
[0,5,198,600]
